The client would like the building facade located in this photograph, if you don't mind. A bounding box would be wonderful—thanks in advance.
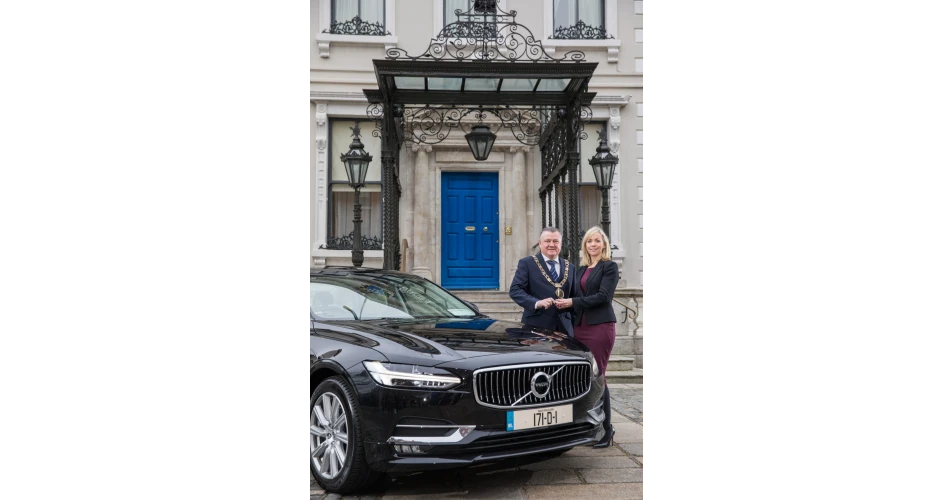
[310,0,643,292]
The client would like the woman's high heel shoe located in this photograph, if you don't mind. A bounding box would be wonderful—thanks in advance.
[593,426,615,448]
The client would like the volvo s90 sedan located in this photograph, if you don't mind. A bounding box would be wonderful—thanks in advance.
[310,267,607,494]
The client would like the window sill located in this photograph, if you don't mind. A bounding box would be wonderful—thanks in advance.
[316,33,398,45]
[542,39,621,63]
[315,33,399,58]
[542,38,621,48]
[314,249,384,258]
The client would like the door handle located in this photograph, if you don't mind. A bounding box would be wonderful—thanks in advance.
[483,227,489,232]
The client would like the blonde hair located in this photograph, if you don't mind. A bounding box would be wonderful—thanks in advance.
[579,226,612,266]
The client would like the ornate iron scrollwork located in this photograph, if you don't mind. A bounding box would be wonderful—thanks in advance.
[323,16,391,36]
[369,102,589,148]
[320,232,384,251]
[550,20,614,40]
[383,2,584,62]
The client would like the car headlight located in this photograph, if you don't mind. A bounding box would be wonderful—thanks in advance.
[590,355,600,378]
[363,361,461,390]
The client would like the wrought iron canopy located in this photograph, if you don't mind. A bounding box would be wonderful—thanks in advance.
[364,60,596,108]
[362,0,596,113]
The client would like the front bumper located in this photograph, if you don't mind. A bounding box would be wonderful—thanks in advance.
[349,369,607,472]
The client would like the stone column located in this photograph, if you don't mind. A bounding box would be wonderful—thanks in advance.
[403,146,416,271]
[509,146,530,285]
[312,102,329,268]
[411,144,433,280]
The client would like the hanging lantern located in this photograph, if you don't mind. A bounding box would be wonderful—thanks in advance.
[465,125,496,161]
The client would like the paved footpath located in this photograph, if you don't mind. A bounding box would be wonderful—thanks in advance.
[311,383,643,499]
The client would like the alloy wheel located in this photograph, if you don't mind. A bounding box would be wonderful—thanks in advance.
[310,392,349,479]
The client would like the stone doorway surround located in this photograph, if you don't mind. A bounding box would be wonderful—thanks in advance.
[402,141,534,291]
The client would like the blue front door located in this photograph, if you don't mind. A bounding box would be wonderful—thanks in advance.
[441,172,499,289]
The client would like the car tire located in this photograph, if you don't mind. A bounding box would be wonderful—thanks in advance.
[310,376,381,494]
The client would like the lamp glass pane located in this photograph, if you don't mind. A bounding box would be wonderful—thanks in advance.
[477,137,493,158]
[361,159,372,184]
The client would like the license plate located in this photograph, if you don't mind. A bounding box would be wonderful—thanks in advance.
[506,404,573,431]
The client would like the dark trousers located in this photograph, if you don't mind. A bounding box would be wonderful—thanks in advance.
[603,384,612,431]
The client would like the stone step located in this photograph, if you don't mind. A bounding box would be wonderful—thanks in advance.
[605,368,642,384]
[607,355,635,372]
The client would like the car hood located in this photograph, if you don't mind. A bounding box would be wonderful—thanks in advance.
[315,317,592,367]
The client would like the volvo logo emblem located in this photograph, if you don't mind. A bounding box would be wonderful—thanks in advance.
[530,371,551,398]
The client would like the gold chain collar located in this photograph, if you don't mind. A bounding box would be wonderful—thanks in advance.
[533,255,570,298]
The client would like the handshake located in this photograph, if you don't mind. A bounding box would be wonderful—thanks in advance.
[535,297,573,310]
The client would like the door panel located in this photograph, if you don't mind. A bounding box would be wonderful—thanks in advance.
[441,172,499,289]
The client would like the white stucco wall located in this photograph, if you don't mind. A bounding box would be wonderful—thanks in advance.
[311,0,643,287]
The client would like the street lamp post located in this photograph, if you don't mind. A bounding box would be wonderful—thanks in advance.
[588,129,619,237]
[340,121,373,267]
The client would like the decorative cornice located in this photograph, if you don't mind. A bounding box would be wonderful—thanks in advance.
[591,95,631,106]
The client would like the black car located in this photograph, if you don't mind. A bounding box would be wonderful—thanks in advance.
[310,267,608,494]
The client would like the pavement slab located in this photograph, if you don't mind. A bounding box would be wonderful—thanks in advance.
[578,468,643,484]
[609,386,643,423]
[619,442,643,456]
[527,469,583,485]
[524,483,643,499]
[612,422,643,443]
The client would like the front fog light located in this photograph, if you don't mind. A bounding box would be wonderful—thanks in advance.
[364,361,462,390]
[394,445,423,454]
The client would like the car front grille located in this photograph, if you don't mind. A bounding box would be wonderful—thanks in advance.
[473,361,591,408]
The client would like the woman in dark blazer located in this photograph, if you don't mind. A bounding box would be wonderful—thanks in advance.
[556,226,619,448]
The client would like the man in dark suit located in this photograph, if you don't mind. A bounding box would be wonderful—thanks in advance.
[509,227,576,336]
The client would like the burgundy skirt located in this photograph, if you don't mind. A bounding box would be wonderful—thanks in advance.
[574,267,616,377]
[575,319,615,378]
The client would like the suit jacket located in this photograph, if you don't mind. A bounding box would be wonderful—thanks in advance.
[509,253,576,336]
[571,259,619,326]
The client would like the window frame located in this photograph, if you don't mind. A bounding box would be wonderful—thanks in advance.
[433,0,507,37]
[326,118,384,244]
[316,0,398,51]
[577,121,607,234]
[331,0,387,28]
[542,0,619,49]
[552,0,606,33]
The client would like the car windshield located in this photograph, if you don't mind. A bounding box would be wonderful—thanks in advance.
[310,272,478,321]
